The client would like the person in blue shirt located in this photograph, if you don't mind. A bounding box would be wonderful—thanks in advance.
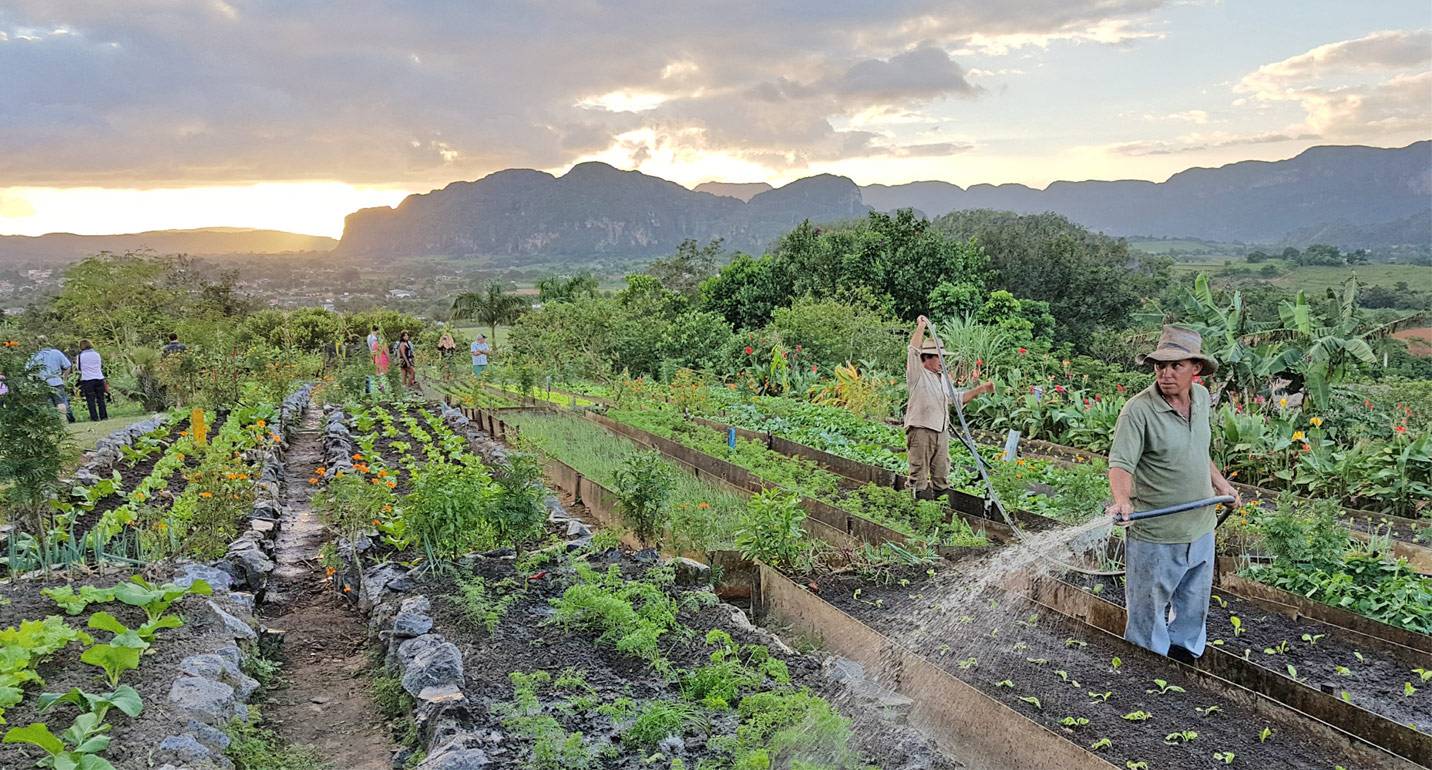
[28,341,75,423]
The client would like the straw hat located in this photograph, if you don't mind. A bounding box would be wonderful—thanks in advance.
[1137,325,1218,376]
[918,338,943,356]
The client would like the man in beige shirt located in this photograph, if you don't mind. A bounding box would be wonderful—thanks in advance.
[906,315,994,500]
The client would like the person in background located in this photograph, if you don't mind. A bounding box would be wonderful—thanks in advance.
[29,339,75,423]
[161,333,187,357]
[369,326,390,376]
[470,334,491,377]
[74,339,108,421]
[437,331,458,381]
[904,316,994,500]
[1107,325,1241,663]
[396,330,418,388]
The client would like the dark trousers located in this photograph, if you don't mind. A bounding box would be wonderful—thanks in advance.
[79,379,108,421]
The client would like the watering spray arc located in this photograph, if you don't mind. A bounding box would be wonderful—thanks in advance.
[928,334,1234,576]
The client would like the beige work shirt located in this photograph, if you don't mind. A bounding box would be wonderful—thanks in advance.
[904,344,958,432]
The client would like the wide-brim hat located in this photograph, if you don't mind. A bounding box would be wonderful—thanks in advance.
[1136,325,1218,376]
[918,338,943,356]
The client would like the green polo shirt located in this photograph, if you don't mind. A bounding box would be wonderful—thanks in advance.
[1108,383,1216,544]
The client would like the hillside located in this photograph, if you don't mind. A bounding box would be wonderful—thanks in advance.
[0,228,336,263]
[863,141,1431,245]
[337,141,1429,261]
[335,163,868,259]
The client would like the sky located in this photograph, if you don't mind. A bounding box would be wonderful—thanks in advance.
[1,1,1428,238]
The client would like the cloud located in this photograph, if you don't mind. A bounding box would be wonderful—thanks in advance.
[0,0,1169,187]
[1110,129,1318,156]
[1234,29,1431,139]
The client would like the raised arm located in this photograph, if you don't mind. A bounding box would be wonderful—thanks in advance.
[909,315,928,349]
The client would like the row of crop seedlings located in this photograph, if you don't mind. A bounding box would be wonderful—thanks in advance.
[8,401,284,577]
[322,395,947,769]
[0,576,211,770]
[610,384,1432,637]
[597,401,992,550]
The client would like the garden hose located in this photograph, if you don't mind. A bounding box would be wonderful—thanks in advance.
[931,333,1233,577]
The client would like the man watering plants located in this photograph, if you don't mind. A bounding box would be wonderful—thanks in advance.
[1106,325,1241,662]
[905,316,993,501]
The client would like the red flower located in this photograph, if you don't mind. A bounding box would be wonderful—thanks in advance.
[795,344,802,353]
[1115,383,1126,394]
[1395,424,1407,433]
[744,346,754,355]
[1093,394,1101,402]
[1054,385,1066,394]
[810,364,817,373]
[1017,347,1028,355]
[975,358,984,366]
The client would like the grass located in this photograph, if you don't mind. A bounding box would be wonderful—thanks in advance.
[65,399,149,450]
[502,411,744,552]
[1171,259,1430,293]
[225,708,332,770]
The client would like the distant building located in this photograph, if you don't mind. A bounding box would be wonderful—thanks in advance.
[387,289,415,299]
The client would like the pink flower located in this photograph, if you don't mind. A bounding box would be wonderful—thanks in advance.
[1017,347,1028,355]
[1115,383,1126,394]
[975,358,984,367]
[1054,385,1066,394]
[810,364,818,373]
[744,346,754,355]
[795,344,803,353]
[1396,424,1407,434]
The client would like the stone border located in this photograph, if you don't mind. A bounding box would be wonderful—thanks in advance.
[70,411,172,485]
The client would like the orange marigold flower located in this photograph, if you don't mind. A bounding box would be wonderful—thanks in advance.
[377,469,388,478]
[307,478,319,485]
[382,504,393,513]
[256,419,267,428]
[325,566,336,577]
[386,480,397,489]
[352,453,364,460]
[371,519,381,526]
[697,501,710,510]
[342,584,352,593]
[199,491,214,498]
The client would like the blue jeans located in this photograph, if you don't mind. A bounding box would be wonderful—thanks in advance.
[49,385,75,423]
[1124,531,1215,657]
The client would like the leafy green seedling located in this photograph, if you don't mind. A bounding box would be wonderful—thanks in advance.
[1018,696,1042,710]
[1088,691,1111,702]
[1403,682,1417,697]
[1334,665,1351,676]
[1286,664,1302,682]
[995,679,1014,688]
[1089,738,1112,751]
[1213,750,1235,764]
[1147,679,1185,695]
[1126,761,1148,770]
[112,577,211,623]
[1340,691,1352,703]
[42,586,117,616]
[1414,668,1432,682]
[1026,658,1049,666]
[1122,711,1153,721]
[1059,716,1089,728]
[37,686,143,722]
[957,657,977,671]
[1111,656,1122,670]
[1263,640,1290,655]
[1195,705,1222,717]
[1354,651,1365,663]
[1211,594,1227,609]
[1065,638,1087,649]
[87,611,181,649]
[3,711,115,770]
[1011,642,1028,652]
[1164,730,1198,744]
[81,644,141,688]
[936,644,952,656]
[1229,616,1243,636]
[1054,670,1069,682]
[1257,726,1273,743]
[1300,633,1324,645]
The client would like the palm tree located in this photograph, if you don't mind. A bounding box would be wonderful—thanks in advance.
[536,274,599,304]
[451,282,529,340]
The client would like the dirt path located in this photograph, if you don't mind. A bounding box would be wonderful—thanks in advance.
[261,406,394,769]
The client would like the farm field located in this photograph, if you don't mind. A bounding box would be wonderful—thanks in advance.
[0,209,1428,770]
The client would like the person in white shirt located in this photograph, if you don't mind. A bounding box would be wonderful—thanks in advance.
[74,339,108,421]
[470,335,491,377]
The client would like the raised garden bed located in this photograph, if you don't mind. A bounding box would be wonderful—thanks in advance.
[763,557,1413,769]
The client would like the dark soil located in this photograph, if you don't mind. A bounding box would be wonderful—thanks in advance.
[804,561,1391,770]
[261,406,395,770]
[0,572,234,770]
[69,417,192,535]
[1069,572,1432,732]
[418,548,958,770]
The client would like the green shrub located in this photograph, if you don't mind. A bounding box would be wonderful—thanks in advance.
[735,490,814,573]
[613,451,675,546]
[402,459,495,565]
